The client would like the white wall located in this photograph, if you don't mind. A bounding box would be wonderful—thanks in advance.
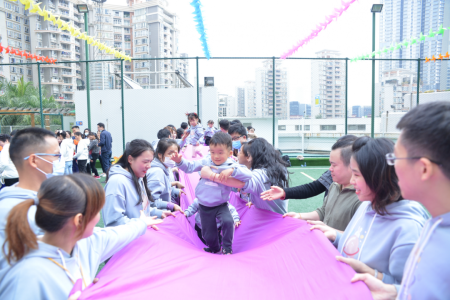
[74,87,218,156]
[199,87,219,124]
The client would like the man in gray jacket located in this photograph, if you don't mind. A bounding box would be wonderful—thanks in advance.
[284,135,361,231]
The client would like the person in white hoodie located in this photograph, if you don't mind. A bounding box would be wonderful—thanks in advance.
[73,132,89,174]
[311,137,428,285]
[60,131,75,175]
[0,131,19,186]
[0,174,162,300]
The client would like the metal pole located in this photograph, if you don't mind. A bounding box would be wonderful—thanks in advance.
[371,12,376,138]
[272,56,276,146]
[37,62,44,128]
[121,59,125,151]
[60,114,64,130]
[345,58,348,135]
[85,12,91,130]
[196,57,199,116]
[416,58,421,106]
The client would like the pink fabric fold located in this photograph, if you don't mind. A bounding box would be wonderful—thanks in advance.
[79,145,371,299]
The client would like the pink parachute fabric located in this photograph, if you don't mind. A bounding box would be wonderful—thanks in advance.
[80,145,371,299]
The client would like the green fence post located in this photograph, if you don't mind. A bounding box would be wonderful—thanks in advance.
[121,59,125,151]
[272,56,275,146]
[60,114,64,130]
[37,62,44,128]
[371,12,376,138]
[345,58,348,135]
[196,57,199,116]
[84,11,91,130]
[416,58,421,106]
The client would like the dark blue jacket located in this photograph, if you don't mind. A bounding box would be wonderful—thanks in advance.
[99,130,112,152]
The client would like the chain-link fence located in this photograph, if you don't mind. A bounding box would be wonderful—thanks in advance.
[1,57,448,156]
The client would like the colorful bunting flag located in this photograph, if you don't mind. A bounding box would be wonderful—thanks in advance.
[190,0,210,59]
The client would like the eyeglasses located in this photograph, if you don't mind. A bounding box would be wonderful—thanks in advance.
[24,153,62,163]
[231,135,244,141]
[385,153,442,166]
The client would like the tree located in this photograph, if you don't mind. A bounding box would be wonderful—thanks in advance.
[315,114,322,119]
[0,77,61,127]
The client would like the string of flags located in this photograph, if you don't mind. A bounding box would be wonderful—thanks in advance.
[190,0,210,59]
[425,52,450,63]
[351,25,450,62]
[0,43,56,63]
[280,0,358,59]
[9,0,131,61]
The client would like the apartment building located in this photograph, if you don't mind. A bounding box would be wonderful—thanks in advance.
[379,0,450,90]
[255,59,289,120]
[311,50,346,119]
[290,101,311,119]
[0,0,87,102]
[218,93,236,118]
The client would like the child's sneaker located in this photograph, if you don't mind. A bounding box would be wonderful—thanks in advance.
[203,247,221,254]
[222,249,232,255]
[94,176,101,179]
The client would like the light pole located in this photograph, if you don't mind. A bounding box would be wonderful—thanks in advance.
[76,4,91,130]
[370,4,383,138]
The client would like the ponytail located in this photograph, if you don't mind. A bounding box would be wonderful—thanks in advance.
[3,199,38,264]
[3,174,105,264]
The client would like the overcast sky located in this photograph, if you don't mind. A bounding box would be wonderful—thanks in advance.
[107,0,382,107]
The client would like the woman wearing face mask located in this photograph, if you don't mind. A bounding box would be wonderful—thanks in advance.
[83,129,90,139]
[146,139,184,210]
[0,174,162,300]
[310,137,428,284]
[103,139,176,227]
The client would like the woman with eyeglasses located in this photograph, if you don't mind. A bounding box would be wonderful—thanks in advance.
[310,137,429,284]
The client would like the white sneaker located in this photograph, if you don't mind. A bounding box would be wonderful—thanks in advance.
[101,173,106,177]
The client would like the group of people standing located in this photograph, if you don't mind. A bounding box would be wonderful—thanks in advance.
[55,123,113,179]
[0,102,448,299]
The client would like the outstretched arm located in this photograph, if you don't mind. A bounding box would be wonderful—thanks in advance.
[200,166,245,188]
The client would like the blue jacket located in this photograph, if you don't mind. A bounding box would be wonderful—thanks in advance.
[397,210,450,299]
[98,130,112,152]
[0,187,43,281]
[185,124,204,145]
[241,169,289,214]
[185,198,240,229]
[146,158,180,206]
[176,157,252,207]
[0,219,147,300]
[333,200,428,284]
[103,165,166,226]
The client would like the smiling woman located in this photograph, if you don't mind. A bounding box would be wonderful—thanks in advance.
[103,139,175,227]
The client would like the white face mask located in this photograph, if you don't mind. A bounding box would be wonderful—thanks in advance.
[36,156,65,179]
[163,156,176,168]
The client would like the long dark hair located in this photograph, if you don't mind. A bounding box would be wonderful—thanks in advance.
[3,174,105,264]
[107,139,154,205]
[156,138,180,162]
[352,137,402,215]
[243,138,290,188]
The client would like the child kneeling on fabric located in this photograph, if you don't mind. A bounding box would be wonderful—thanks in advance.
[184,198,241,246]
[171,132,251,255]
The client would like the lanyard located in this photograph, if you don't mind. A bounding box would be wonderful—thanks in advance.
[47,257,88,289]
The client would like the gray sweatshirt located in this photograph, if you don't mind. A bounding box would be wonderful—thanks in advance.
[176,157,252,207]
[88,139,100,154]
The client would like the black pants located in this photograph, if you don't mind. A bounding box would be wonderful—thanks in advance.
[205,136,211,146]
[198,203,234,252]
[4,178,19,186]
[90,153,99,176]
[195,224,223,246]
[77,160,87,173]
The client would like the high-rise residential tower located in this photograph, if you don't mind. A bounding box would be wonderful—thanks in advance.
[311,50,346,119]
[379,0,450,90]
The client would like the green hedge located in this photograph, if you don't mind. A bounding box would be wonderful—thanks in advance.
[289,157,330,167]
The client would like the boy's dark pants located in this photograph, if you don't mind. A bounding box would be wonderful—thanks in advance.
[198,202,234,252]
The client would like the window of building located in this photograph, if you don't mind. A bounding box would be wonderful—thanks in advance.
[125,42,131,49]
[304,125,310,131]
[348,124,366,131]
[278,125,286,131]
[320,125,336,131]
[295,125,301,131]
